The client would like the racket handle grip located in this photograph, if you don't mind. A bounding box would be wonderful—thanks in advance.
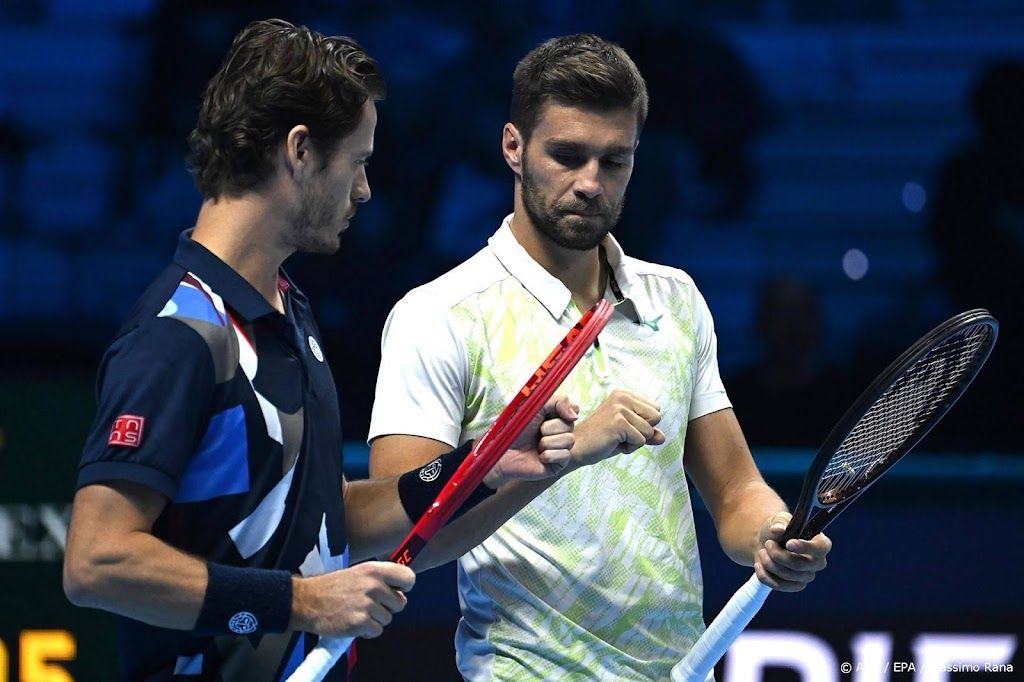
[284,635,353,682]
[671,573,771,682]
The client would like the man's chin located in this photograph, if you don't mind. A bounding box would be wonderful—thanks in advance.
[553,219,609,250]
[298,235,342,256]
[323,236,343,255]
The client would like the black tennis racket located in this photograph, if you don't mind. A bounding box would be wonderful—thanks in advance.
[672,308,999,681]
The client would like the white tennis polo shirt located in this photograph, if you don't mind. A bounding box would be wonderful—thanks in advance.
[369,214,732,681]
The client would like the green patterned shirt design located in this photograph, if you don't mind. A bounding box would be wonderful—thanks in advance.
[453,275,708,681]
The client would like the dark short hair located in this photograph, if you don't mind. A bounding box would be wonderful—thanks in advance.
[187,19,385,199]
[511,33,648,142]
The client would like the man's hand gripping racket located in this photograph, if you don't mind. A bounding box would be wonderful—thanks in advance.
[288,300,614,682]
[672,309,999,682]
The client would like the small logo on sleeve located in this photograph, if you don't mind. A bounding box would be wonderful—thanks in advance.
[109,415,145,448]
[308,335,324,362]
[419,458,443,482]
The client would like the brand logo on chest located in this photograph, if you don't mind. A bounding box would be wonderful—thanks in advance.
[308,335,324,362]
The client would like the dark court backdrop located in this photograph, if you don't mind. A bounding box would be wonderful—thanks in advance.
[1,0,1022,680]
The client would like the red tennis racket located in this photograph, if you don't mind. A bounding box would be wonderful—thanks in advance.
[288,299,615,682]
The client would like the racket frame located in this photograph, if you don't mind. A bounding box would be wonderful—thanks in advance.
[784,308,998,541]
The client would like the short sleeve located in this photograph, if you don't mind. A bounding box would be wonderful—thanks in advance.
[688,287,732,421]
[368,293,468,448]
[77,318,216,498]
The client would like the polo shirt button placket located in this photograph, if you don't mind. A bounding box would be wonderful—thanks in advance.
[590,337,612,385]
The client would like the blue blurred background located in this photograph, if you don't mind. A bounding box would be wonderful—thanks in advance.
[1,0,1021,680]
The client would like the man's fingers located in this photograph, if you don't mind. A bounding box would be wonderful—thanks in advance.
[789,532,833,556]
[375,562,416,592]
[622,410,657,442]
[368,602,393,628]
[538,448,571,465]
[538,432,574,454]
[540,416,573,437]
[631,401,662,425]
[783,535,832,561]
[546,394,580,422]
[765,540,825,572]
[616,424,651,454]
[611,390,661,424]
[379,585,408,613]
[766,513,792,536]
[757,548,815,591]
[754,524,831,594]
[753,559,781,589]
[360,619,385,639]
[610,409,666,454]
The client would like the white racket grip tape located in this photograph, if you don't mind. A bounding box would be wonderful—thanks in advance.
[671,573,772,682]
[285,635,353,682]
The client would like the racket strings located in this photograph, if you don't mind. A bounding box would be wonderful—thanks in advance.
[816,323,993,503]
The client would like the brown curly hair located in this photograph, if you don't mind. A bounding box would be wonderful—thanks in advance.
[511,33,648,142]
[187,19,385,199]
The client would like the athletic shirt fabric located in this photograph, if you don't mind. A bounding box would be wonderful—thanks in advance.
[369,215,731,680]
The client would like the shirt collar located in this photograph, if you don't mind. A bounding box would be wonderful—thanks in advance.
[487,214,647,322]
[600,228,637,299]
[488,215,572,319]
[172,229,301,322]
[600,232,653,325]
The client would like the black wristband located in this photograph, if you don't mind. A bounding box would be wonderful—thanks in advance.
[455,474,499,520]
[194,563,292,636]
[397,441,496,522]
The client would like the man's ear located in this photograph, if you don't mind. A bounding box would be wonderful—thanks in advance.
[283,124,314,180]
[502,123,524,176]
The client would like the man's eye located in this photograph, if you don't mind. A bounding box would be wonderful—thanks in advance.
[552,151,582,167]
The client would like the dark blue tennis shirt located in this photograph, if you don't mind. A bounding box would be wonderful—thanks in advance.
[78,231,350,681]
